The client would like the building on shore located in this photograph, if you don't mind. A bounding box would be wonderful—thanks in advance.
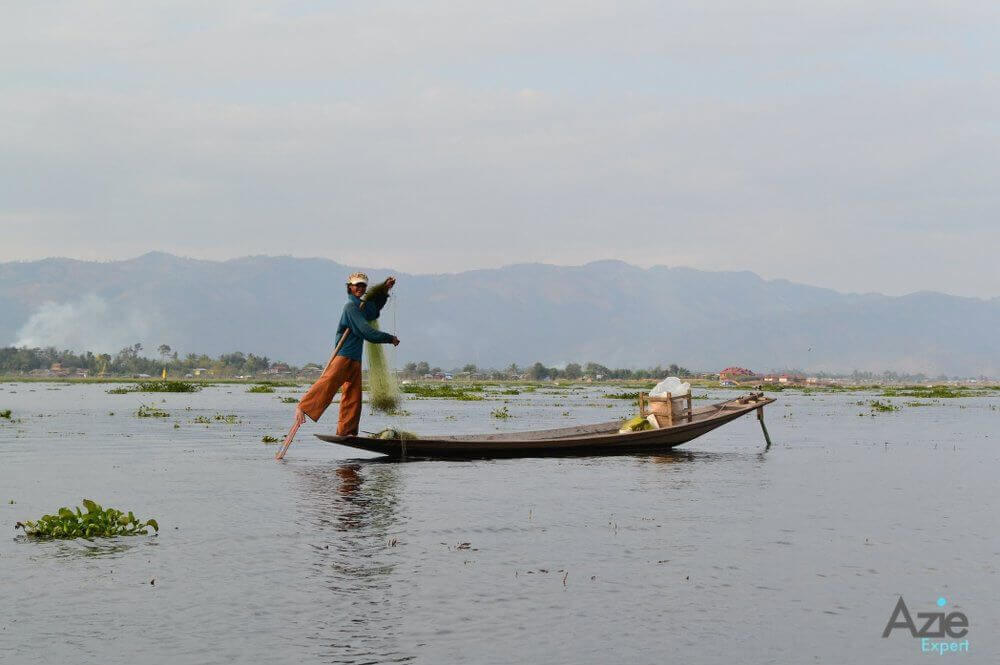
[718,367,760,384]
[763,373,806,385]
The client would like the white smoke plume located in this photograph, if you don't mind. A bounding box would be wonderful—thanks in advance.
[14,294,156,354]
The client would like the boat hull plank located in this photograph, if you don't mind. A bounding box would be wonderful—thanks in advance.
[315,395,775,459]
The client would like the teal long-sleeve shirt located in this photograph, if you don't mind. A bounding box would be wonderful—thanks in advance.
[335,293,394,360]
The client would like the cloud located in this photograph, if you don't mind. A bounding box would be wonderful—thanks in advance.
[0,1,999,297]
[14,294,157,353]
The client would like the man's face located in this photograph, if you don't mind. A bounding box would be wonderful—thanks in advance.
[349,282,367,297]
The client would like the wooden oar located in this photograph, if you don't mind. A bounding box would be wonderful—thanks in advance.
[274,327,351,461]
[758,406,773,450]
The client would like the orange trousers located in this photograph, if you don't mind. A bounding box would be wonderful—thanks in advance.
[298,356,363,436]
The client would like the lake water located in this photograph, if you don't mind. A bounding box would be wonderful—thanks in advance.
[1,383,998,664]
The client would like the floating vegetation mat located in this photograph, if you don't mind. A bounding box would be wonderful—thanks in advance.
[133,380,201,393]
[400,384,484,400]
[16,499,158,539]
[881,386,983,399]
[868,399,900,413]
[247,385,275,393]
[136,404,170,418]
[193,413,239,424]
[108,381,201,394]
[261,435,281,443]
[605,391,641,400]
[0,409,10,419]
[364,319,401,413]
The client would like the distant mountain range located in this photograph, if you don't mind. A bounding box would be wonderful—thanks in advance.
[1,252,997,376]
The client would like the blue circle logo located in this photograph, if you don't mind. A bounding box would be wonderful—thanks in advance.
[937,597,947,607]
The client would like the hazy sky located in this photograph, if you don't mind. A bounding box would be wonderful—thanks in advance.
[2,1,998,297]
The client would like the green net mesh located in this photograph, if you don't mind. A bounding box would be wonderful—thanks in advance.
[364,318,401,413]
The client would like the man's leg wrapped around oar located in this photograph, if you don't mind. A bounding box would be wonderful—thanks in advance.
[299,355,363,435]
[275,355,361,460]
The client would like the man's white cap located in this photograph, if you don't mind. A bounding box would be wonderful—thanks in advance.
[346,272,369,285]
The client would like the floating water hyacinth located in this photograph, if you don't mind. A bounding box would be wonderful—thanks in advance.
[15,499,159,539]
[135,381,202,393]
[400,384,484,400]
[107,381,201,394]
[136,403,170,418]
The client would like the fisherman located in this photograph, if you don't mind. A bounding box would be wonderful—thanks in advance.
[275,272,399,460]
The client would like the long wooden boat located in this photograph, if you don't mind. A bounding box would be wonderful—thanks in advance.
[316,393,776,459]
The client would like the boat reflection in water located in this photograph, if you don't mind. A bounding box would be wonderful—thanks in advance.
[640,448,769,466]
[292,462,413,664]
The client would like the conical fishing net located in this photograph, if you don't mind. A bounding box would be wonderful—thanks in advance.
[364,316,401,413]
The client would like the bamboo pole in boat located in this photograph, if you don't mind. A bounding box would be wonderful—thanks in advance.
[757,406,773,450]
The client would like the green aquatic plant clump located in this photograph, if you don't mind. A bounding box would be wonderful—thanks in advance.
[247,385,275,393]
[882,385,977,399]
[0,409,11,419]
[107,381,201,394]
[605,391,641,400]
[136,404,170,418]
[15,499,159,539]
[869,400,900,412]
[491,405,512,419]
[400,384,484,400]
[193,413,238,424]
[364,319,402,413]
[134,381,201,393]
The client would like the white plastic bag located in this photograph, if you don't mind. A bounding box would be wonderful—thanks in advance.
[650,376,690,397]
